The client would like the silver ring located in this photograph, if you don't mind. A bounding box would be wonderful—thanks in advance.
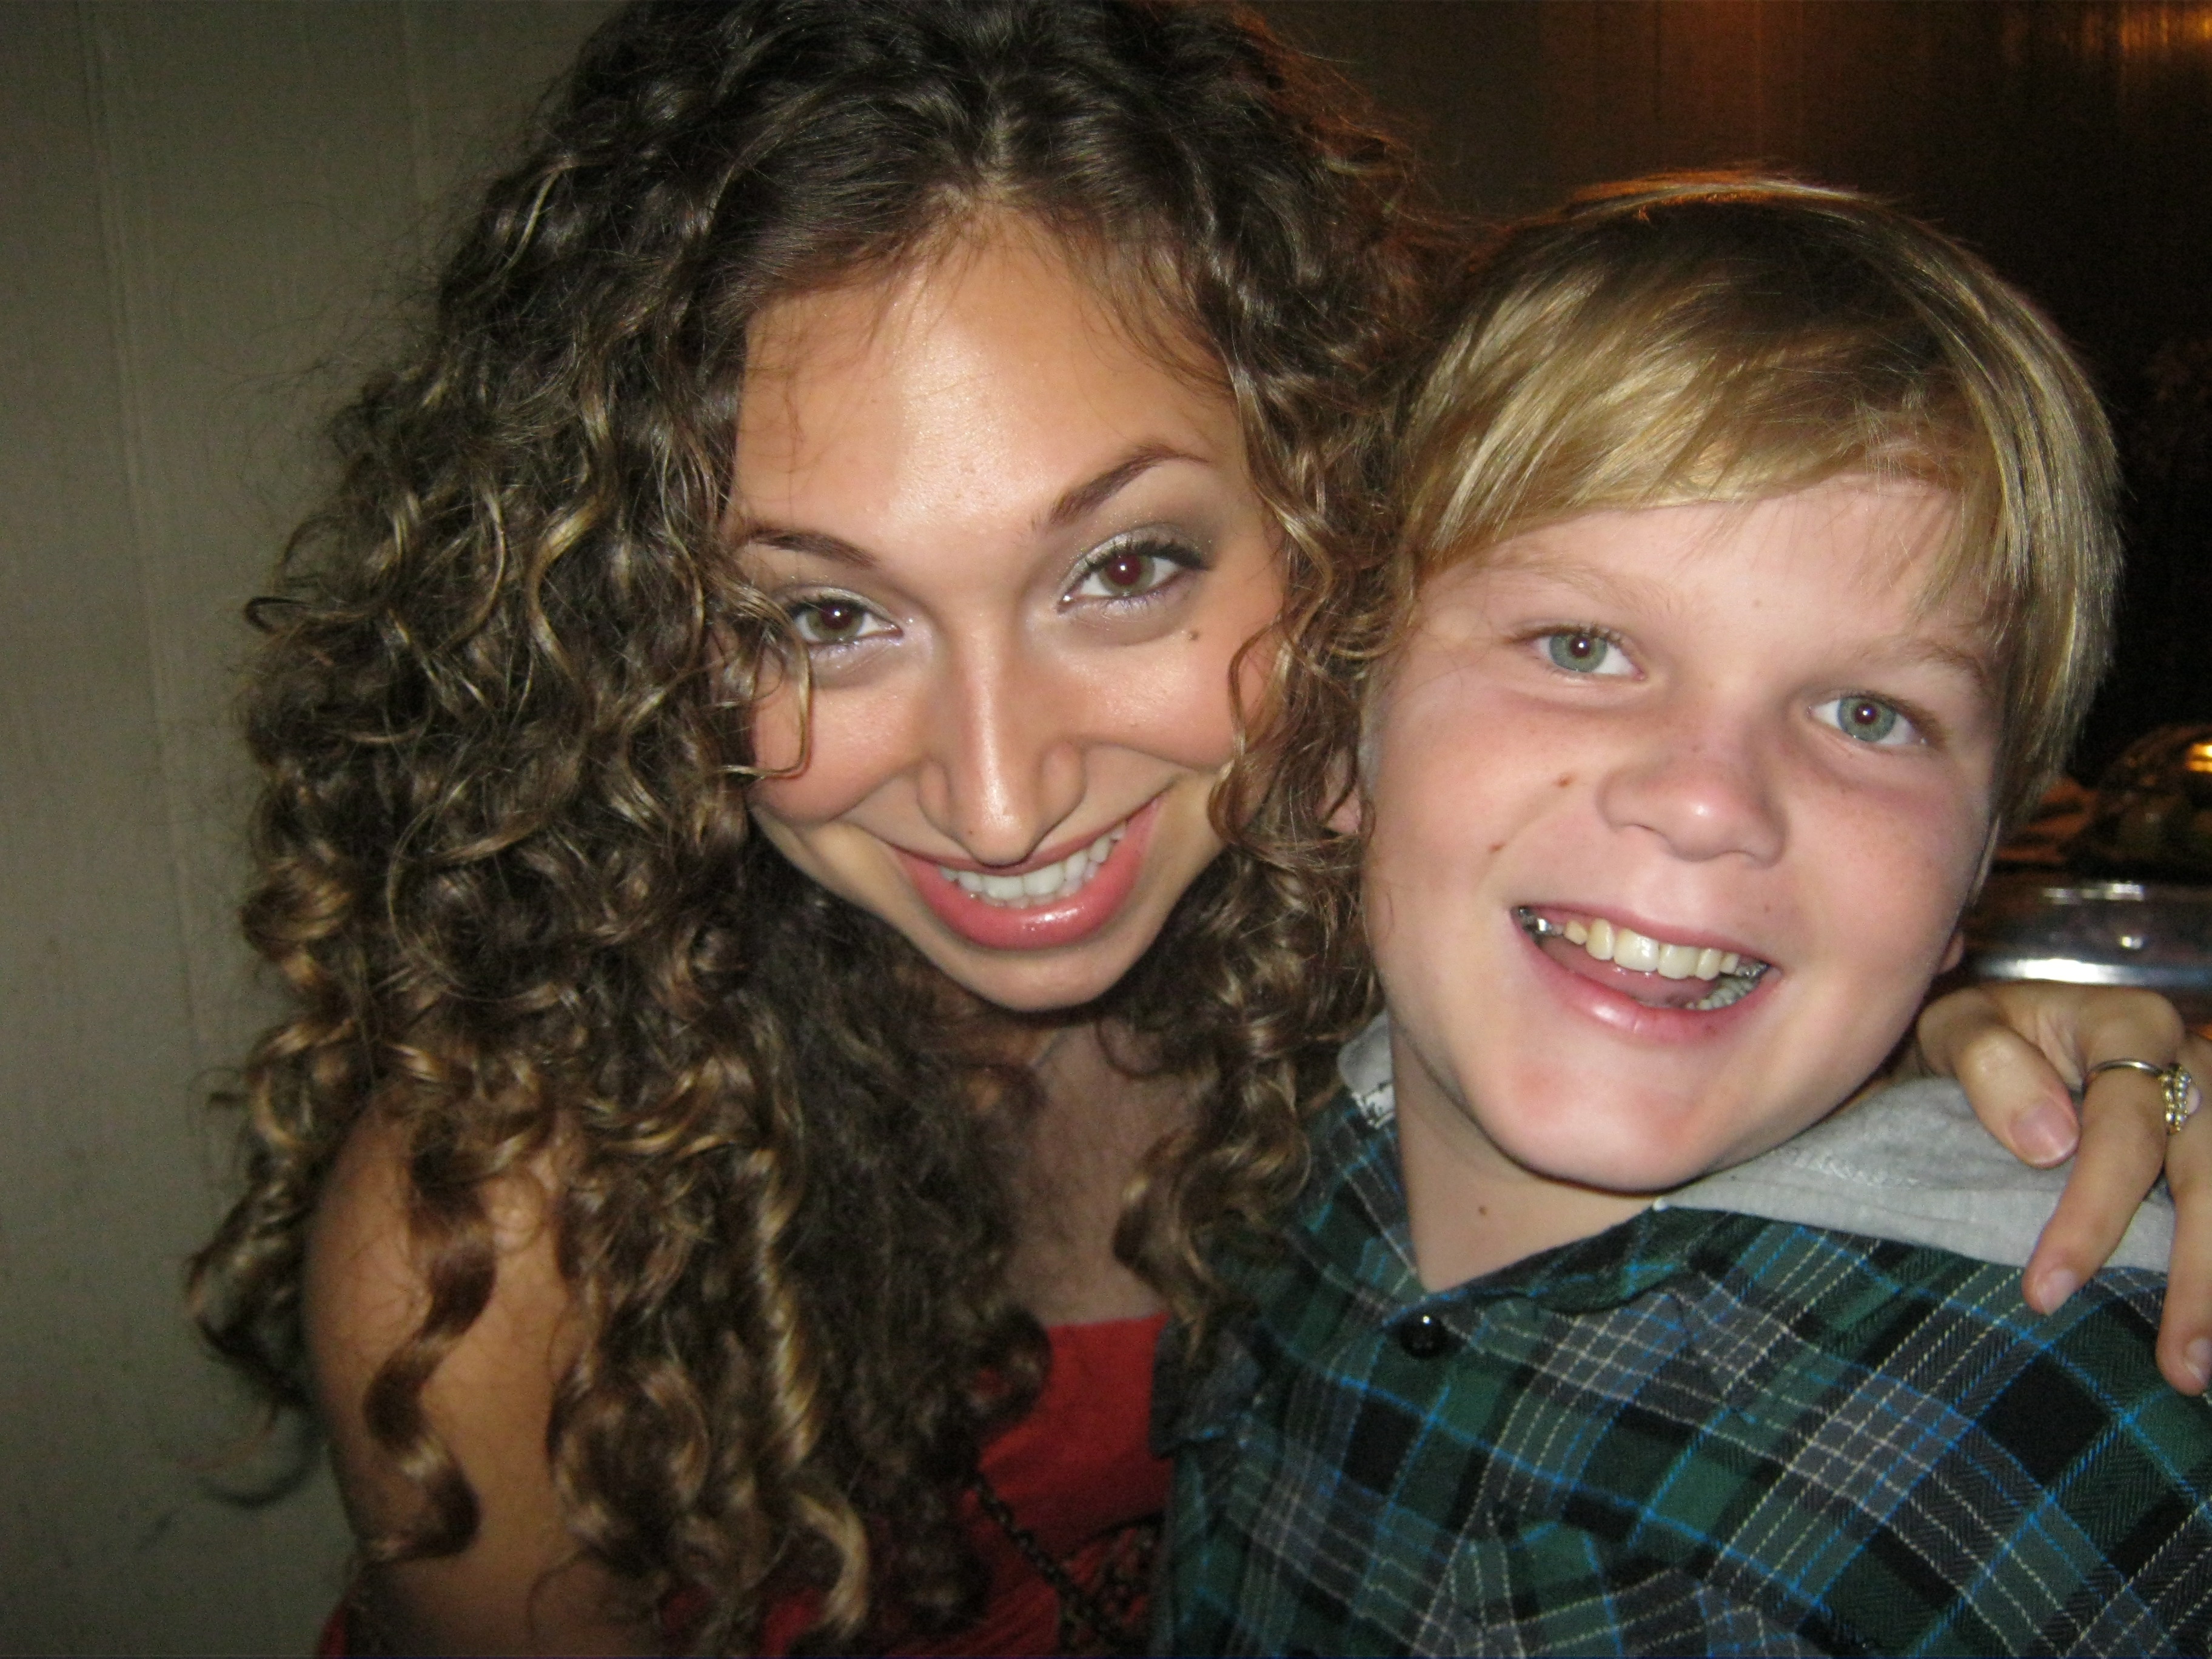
[2086,1058,2202,1134]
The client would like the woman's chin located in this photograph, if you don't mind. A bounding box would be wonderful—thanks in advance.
[913,917,1159,1014]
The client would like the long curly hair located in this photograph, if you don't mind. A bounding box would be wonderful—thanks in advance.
[186,2,1435,1649]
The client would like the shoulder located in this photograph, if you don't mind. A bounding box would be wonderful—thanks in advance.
[304,1110,657,1650]
[1671,1078,2176,1273]
[304,1107,577,1413]
[1680,1218,2212,1649]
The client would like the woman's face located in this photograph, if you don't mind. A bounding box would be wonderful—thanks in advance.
[732,227,1284,1011]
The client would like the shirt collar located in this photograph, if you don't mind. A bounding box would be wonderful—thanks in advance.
[1309,1021,1721,1319]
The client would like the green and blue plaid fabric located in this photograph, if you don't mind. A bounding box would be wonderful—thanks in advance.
[1156,1092,2212,1655]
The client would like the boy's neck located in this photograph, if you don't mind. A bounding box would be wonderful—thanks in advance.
[1391,1027,1652,1292]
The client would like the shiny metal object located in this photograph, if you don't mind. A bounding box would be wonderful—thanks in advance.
[2085,1057,2205,1133]
[1964,879,2212,1014]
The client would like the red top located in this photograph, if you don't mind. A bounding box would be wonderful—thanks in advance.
[320,1313,1170,1656]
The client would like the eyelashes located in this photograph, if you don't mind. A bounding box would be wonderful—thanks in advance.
[1813,694,1929,748]
[1062,532,1207,607]
[777,531,1208,657]
[785,594,894,648]
[1537,627,1633,678]
[1525,623,1940,749]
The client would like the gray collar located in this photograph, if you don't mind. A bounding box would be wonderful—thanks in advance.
[1333,1014,2173,1274]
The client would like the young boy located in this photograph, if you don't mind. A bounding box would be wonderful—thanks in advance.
[1157,178,2212,1655]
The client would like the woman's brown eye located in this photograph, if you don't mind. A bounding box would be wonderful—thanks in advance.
[1069,538,1197,604]
[791,597,883,646]
[1099,550,1151,591]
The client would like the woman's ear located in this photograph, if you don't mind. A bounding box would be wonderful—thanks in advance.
[1326,788,1362,836]
[1940,930,1966,974]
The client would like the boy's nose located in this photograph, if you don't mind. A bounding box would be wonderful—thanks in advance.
[914,643,1087,866]
[1594,716,1787,865]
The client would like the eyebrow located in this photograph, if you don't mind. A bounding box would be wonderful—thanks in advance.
[740,525,876,568]
[1043,444,1196,531]
[1494,557,1995,686]
[732,444,1199,568]
[1871,632,1995,690]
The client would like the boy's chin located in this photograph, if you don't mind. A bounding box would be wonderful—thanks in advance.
[1481,1077,1828,1198]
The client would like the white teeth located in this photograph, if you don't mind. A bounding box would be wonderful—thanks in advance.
[1517,906,1769,996]
[1613,928,1661,973]
[932,818,1128,910]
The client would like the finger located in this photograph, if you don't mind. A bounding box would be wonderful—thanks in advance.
[1946,1021,2080,1167]
[2025,1061,2169,1314]
[2155,1033,2212,1393]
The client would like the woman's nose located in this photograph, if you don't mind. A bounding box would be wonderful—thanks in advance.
[1593,706,1788,865]
[915,642,1088,865]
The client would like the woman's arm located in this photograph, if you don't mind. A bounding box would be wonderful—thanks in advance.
[304,1111,658,1656]
[1917,981,2212,1395]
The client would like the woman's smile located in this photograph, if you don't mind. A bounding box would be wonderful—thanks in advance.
[894,797,1155,952]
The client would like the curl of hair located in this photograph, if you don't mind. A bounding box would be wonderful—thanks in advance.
[187,2,1436,1647]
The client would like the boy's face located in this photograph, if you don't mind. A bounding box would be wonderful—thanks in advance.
[1365,478,2000,1205]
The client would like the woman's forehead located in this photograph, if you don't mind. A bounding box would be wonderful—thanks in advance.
[733,226,1243,501]
[742,217,1224,416]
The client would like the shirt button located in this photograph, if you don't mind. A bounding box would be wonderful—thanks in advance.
[1394,1312,1456,1358]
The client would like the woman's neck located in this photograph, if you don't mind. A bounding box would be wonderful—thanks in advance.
[1002,1019,1188,1326]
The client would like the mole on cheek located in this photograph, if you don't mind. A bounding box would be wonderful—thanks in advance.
[1488,842,1504,854]
[1555,773,1573,788]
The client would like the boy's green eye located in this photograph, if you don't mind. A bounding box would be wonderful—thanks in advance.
[1544,631,1627,675]
[1822,694,1911,745]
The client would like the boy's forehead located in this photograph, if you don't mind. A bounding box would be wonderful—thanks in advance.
[1461,485,1991,652]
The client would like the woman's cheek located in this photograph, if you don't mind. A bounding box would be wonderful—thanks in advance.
[749,688,907,825]
[1094,631,1263,769]
[751,681,808,779]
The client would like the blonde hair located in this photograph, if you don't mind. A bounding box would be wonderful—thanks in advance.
[1402,173,2119,826]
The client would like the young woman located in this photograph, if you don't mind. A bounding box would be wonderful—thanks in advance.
[189,4,2211,1653]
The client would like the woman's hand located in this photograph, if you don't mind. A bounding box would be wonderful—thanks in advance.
[1915,980,2212,1394]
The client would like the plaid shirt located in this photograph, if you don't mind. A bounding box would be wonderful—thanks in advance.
[1155,1093,2212,1656]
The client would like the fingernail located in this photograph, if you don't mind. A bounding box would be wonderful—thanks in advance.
[2019,1102,2078,1167]
[2187,1339,2212,1392]
[2031,1266,2080,1313]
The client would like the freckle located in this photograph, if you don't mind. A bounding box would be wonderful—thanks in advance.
[1487,842,1504,854]
[1555,773,1573,788]
[1185,629,1201,642]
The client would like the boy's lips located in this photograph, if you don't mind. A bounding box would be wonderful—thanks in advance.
[1514,905,1774,1013]
[892,797,1161,952]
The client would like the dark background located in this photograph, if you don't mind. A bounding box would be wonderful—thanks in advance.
[1256,0,2212,776]
[4,4,2208,1651]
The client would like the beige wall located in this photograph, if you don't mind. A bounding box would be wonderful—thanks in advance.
[0,5,610,1651]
